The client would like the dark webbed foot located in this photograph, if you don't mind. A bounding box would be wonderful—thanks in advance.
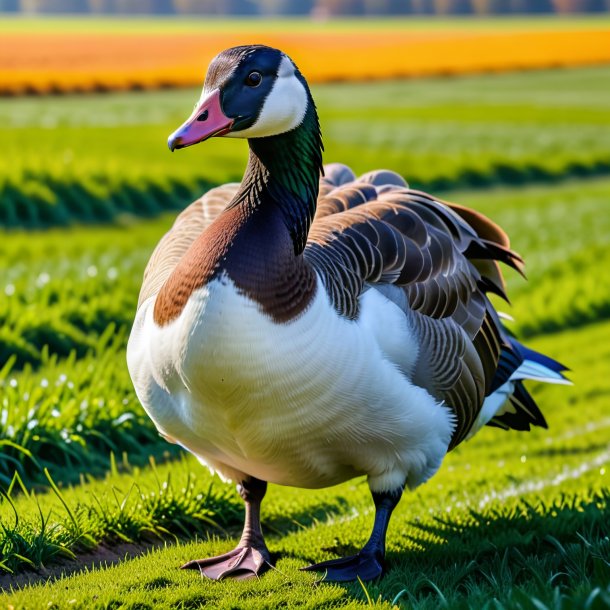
[301,550,383,582]
[182,476,271,581]
[301,485,404,583]
[182,545,271,580]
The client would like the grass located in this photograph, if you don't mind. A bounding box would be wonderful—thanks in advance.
[0,457,241,576]
[0,321,608,607]
[0,339,178,488]
[453,178,610,338]
[0,217,175,368]
[1,66,610,228]
[1,65,609,607]
[1,176,609,608]
[2,15,610,34]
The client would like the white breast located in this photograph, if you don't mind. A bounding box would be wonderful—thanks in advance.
[127,275,454,493]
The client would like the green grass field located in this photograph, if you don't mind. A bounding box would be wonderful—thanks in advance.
[1,63,609,609]
[2,14,609,34]
[2,66,610,228]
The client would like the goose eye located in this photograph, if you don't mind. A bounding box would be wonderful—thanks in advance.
[245,71,262,87]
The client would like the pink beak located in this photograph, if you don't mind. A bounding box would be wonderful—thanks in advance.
[168,89,234,151]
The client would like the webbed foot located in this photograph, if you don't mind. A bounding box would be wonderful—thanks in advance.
[182,476,271,581]
[302,485,404,583]
[182,545,271,581]
[301,551,383,582]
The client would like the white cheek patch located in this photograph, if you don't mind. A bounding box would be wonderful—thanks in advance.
[227,55,308,139]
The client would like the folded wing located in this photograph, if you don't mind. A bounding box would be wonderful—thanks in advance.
[306,164,525,447]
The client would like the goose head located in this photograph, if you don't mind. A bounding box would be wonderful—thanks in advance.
[168,45,312,151]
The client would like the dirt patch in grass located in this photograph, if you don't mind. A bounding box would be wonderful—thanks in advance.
[0,540,165,592]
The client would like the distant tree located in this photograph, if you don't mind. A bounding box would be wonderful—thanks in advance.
[88,0,108,11]
[93,0,171,12]
[0,0,20,10]
[227,0,258,14]
[314,0,365,15]
[434,0,473,13]
[23,0,89,12]
[63,0,88,10]
[381,0,417,13]
[552,0,607,9]
[173,0,213,13]
[173,0,257,14]
[149,0,174,13]
[362,0,414,13]
[111,0,143,12]
[410,0,435,13]
[356,0,413,15]
[19,0,41,12]
[258,0,314,14]
[512,0,553,11]
[471,0,512,13]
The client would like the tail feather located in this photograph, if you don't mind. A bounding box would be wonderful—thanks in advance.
[487,381,547,432]
[484,341,571,433]
[512,360,572,385]
[517,343,570,376]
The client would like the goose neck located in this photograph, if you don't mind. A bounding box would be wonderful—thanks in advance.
[230,106,323,255]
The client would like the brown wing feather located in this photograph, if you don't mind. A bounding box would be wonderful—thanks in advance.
[306,164,520,448]
[137,184,239,308]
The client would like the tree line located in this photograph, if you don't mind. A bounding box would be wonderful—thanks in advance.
[2,0,609,14]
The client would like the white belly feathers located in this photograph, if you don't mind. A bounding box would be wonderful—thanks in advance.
[127,274,454,493]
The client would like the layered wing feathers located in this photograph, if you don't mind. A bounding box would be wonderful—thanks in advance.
[306,164,523,447]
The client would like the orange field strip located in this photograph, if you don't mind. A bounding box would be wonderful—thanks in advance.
[1,28,610,94]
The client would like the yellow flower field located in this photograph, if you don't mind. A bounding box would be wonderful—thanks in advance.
[1,23,610,94]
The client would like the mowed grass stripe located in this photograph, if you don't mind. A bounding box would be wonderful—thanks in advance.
[3,160,610,231]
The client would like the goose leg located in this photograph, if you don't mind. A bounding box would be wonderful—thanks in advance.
[301,485,403,582]
[182,476,271,580]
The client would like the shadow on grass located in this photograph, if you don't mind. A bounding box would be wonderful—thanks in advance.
[530,441,610,459]
[3,488,608,609]
[4,162,610,231]
[0,540,165,592]
[334,489,610,608]
[263,496,352,538]
[0,490,352,593]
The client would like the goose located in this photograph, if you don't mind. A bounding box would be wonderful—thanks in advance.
[127,44,569,582]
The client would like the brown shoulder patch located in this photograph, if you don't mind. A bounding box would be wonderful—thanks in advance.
[152,205,245,326]
[153,203,317,326]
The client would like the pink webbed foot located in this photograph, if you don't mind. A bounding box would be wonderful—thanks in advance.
[181,545,271,581]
